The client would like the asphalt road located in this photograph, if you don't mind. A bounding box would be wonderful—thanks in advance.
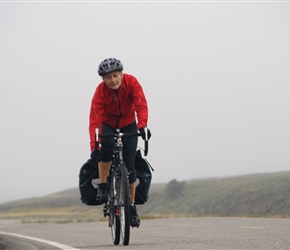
[1,217,290,249]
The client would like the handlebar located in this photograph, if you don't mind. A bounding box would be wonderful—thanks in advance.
[95,128,149,156]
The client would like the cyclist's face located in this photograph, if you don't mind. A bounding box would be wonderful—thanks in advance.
[102,71,123,90]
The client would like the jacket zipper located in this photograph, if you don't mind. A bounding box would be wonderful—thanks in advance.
[114,90,122,128]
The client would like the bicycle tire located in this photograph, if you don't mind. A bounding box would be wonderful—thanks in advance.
[109,174,120,245]
[118,163,131,245]
[111,211,120,245]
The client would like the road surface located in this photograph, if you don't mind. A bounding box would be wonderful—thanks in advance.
[1,217,290,249]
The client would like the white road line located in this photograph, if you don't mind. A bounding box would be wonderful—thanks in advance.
[0,231,82,250]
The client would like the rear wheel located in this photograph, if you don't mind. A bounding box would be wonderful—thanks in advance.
[118,163,131,245]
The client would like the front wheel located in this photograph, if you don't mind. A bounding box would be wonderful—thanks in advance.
[118,163,131,246]
[111,212,120,245]
[108,175,120,245]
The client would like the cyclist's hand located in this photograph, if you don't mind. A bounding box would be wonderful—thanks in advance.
[90,148,100,162]
[139,127,151,140]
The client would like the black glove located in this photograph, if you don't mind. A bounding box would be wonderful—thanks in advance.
[139,127,151,140]
[90,148,100,162]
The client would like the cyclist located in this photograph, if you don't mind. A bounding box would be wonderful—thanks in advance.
[89,58,151,227]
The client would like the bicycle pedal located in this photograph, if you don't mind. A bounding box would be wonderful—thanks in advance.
[103,209,109,217]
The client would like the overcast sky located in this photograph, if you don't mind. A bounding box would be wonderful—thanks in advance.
[1,1,290,204]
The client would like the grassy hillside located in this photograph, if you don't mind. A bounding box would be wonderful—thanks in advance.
[141,171,290,217]
[1,171,290,222]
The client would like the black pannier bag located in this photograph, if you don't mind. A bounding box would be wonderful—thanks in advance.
[79,150,153,206]
[79,159,102,206]
[135,149,154,205]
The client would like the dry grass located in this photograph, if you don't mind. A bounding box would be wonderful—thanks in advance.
[0,206,190,224]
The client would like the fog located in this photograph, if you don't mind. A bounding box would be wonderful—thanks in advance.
[1,1,290,203]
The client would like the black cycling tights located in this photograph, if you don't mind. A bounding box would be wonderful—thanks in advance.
[100,121,138,184]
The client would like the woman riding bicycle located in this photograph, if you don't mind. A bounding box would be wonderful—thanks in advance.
[89,58,151,228]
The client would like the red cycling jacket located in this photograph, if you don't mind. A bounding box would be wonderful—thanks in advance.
[89,73,148,151]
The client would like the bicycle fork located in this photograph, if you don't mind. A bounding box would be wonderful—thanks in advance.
[104,171,121,226]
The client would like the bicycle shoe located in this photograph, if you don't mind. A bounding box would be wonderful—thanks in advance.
[96,188,107,204]
[130,204,141,228]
